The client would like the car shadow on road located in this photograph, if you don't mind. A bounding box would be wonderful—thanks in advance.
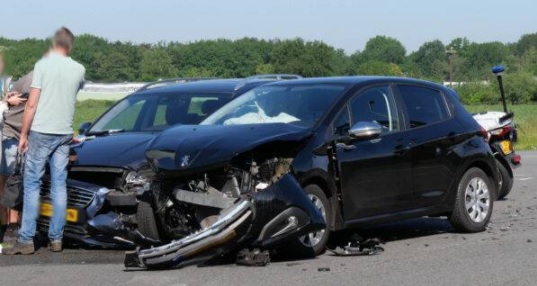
[1,217,456,268]
[328,217,455,246]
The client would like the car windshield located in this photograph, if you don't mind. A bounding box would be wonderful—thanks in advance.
[202,84,347,128]
[89,92,232,133]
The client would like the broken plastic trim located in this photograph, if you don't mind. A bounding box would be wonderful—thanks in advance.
[125,199,252,269]
[327,236,385,256]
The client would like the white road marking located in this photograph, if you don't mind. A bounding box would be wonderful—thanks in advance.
[518,177,534,181]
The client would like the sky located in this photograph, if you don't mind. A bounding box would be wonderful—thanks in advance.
[0,0,535,53]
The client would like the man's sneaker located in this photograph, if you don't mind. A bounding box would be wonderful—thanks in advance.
[2,241,35,255]
[49,240,62,252]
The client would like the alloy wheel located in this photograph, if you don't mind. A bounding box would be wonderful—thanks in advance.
[298,194,327,247]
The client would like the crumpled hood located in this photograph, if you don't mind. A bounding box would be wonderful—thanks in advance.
[71,133,156,168]
[146,124,311,172]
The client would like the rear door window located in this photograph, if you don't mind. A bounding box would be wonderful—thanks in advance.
[397,85,450,128]
[152,96,227,129]
[188,97,222,116]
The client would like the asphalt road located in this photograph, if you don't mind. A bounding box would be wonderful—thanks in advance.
[1,151,536,286]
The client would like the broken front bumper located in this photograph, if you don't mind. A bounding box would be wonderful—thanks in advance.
[124,173,326,269]
[38,179,146,248]
[37,179,120,247]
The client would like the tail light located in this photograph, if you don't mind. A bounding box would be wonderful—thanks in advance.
[511,154,522,165]
[480,127,489,143]
[490,125,512,138]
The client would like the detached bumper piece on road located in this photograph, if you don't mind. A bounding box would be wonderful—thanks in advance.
[327,235,385,256]
[124,174,326,270]
[125,200,253,269]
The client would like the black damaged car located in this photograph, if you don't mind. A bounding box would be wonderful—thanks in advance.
[124,76,499,269]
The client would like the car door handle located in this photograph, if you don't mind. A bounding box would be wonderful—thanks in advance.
[336,142,357,151]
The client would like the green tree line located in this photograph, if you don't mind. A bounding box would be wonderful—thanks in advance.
[1,33,536,103]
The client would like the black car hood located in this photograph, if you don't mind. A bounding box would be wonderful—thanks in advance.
[71,133,156,168]
[146,124,311,172]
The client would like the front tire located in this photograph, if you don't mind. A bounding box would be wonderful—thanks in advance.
[449,168,494,232]
[287,185,331,257]
[136,201,161,241]
[496,159,513,200]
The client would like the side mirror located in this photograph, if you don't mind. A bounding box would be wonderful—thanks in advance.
[348,121,382,139]
[78,122,92,135]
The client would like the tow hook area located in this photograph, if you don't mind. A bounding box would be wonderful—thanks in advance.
[106,191,138,206]
[88,212,161,247]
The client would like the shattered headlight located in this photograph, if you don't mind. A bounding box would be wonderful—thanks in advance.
[124,171,150,194]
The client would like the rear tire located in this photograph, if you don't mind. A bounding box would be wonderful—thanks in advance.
[286,185,331,258]
[496,159,513,200]
[449,168,494,233]
[136,201,161,241]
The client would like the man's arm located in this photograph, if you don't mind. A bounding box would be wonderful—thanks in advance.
[18,87,40,152]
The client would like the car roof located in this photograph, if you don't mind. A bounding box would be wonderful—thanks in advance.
[132,78,277,96]
[130,76,444,98]
[133,79,242,95]
[263,76,442,88]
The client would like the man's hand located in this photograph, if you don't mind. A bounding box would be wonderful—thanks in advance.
[18,135,28,153]
[6,92,27,106]
[6,91,19,98]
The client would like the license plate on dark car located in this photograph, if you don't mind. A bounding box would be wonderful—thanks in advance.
[39,203,80,223]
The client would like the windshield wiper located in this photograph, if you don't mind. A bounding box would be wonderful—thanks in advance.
[85,129,125,136]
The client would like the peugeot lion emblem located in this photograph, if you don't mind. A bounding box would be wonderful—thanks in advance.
[180,155,191,167]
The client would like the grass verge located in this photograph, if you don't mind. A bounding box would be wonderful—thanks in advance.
[74,100,116,132]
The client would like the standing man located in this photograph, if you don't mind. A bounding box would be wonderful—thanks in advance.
[4,27,85,255]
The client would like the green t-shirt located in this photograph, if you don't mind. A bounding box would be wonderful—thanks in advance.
[30,52,85,135]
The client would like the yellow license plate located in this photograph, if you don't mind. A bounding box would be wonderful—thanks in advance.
[500,140,513,155]
[40,203,79,223]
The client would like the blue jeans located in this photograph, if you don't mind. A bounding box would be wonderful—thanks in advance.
[19,131,72,243]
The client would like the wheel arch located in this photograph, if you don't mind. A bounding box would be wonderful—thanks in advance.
[298,169,343,231]
[462,158,499,199]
